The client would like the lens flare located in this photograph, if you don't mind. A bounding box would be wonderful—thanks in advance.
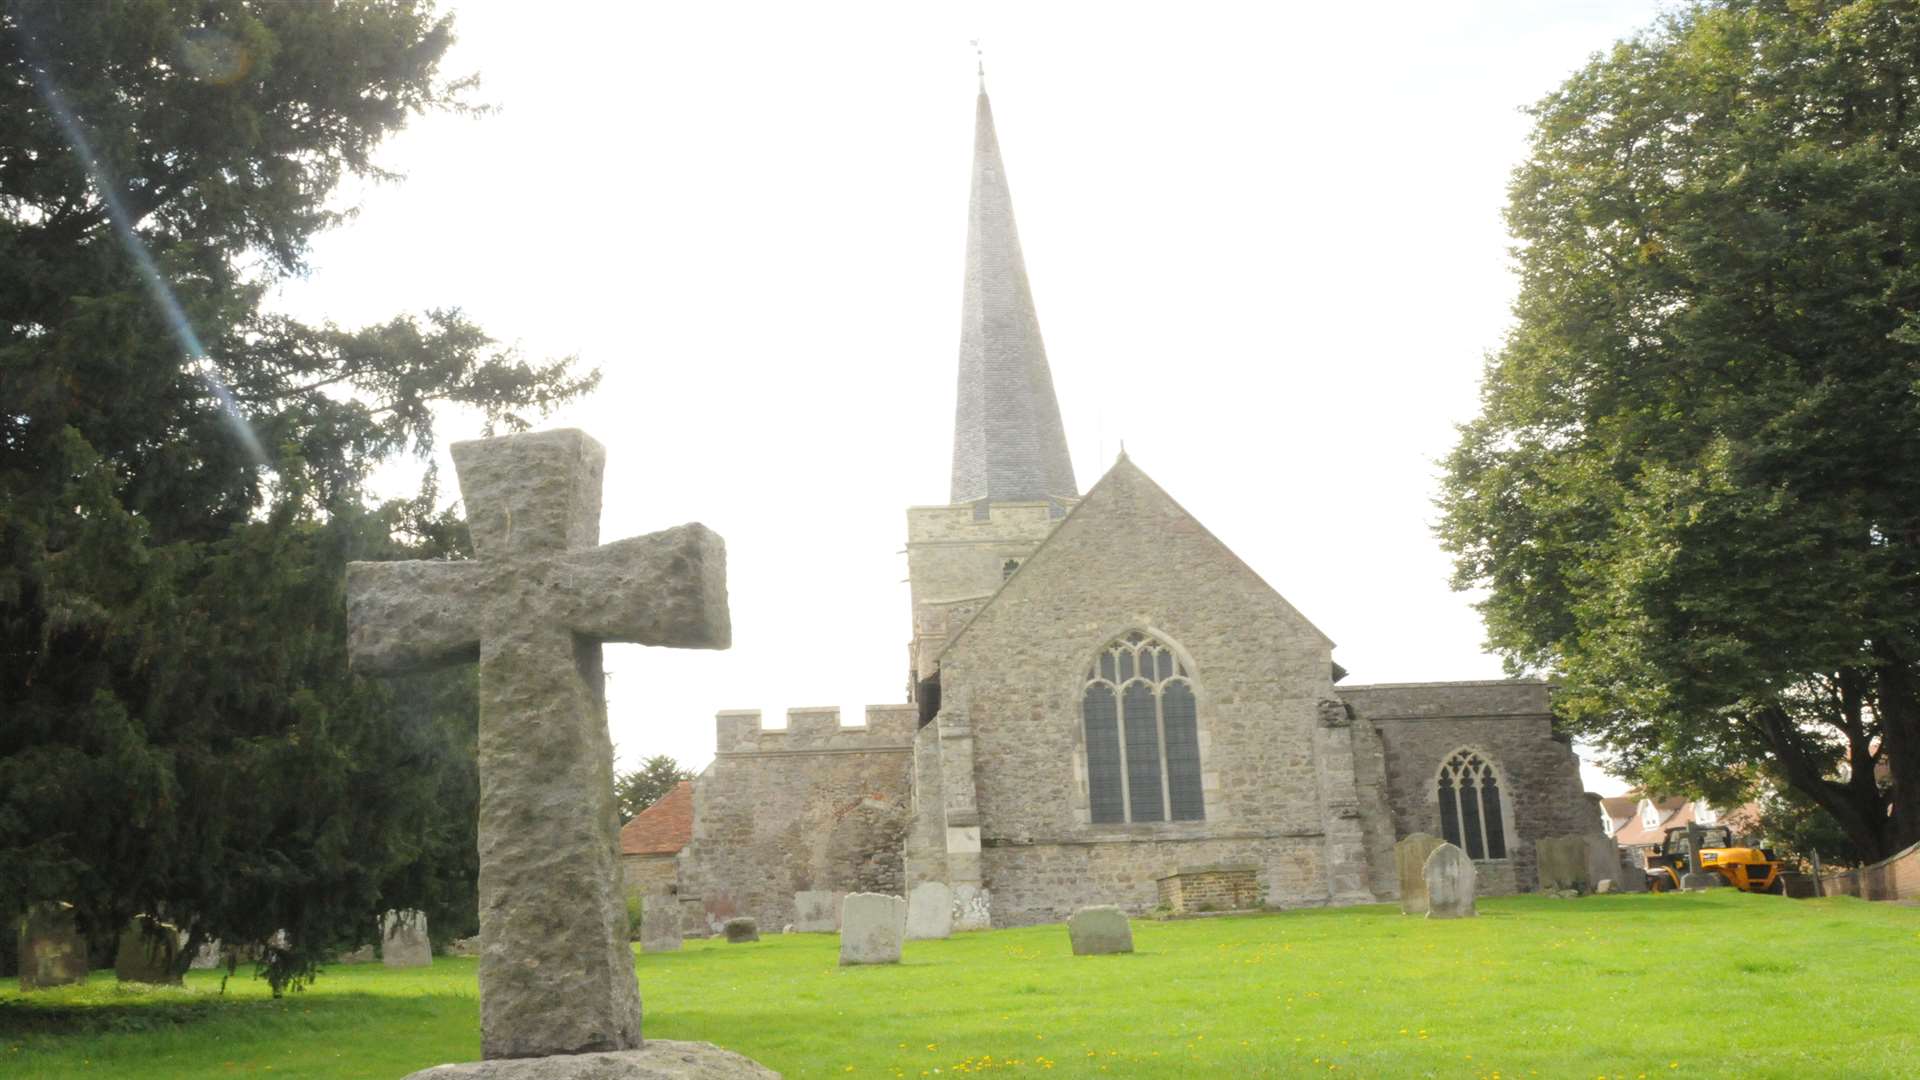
[25,37,269,467]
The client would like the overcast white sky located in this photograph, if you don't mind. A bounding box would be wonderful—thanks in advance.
[274,1,1677,796]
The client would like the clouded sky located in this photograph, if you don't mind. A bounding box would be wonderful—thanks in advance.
[274,1,1675,796]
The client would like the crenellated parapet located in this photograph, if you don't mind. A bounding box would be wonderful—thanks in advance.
[714,705,918,755]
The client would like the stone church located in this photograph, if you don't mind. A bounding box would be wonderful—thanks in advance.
[631,84,1602,932]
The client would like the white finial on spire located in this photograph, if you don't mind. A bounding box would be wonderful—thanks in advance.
[971,39,985,91]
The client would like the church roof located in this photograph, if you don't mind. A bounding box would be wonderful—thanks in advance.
[618,780,693,857]
[939,452,1335,660]
[949,84,1078,509]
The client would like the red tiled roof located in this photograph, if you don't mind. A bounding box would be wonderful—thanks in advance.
[619,780,694,856]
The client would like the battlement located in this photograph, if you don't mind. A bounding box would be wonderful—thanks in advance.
[715,705,919,754]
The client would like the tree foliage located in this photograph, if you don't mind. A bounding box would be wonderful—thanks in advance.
[0,0,594,991]
[1439,0,1920,860]
[615,755,692,824]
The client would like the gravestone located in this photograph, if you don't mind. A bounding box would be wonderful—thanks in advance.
[838,893,906,965]
[791,890,840,932]
[1583,833,1622,892]
[1594,879,1615,894]
[1394,833,1445,915]
[1067,905,1134,955]
[722,917,759,943]
[114,915,182,984]
[1423,842,1477,919]
[640,895,682,953]
[905,882,954,941]
[350,429,763,1078]
[1614,858,1649,893]
[189,940,222,969]
[1535,835,1590,893]
[1681,871,1715,891]
[18,902,88,990]
[382,909,432,968]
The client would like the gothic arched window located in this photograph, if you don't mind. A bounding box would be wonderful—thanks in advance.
[1083,632,1203,824]
[1436,750,1508,860]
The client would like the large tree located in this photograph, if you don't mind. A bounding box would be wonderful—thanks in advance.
[615,755,692,823]
[0,0,594,990]
[1439,0,1920,862]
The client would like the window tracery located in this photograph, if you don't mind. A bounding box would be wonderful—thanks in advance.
[1436,750,1508,860]
[1083,631,1203,823]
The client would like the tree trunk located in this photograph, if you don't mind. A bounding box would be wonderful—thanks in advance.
[1870,640,1920,852]
[1752,704,1895,861]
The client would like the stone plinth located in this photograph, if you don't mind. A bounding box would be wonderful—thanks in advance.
[1423,843,1477,919]
[383,909,433,968]
[1153,865,1260,915]
[1067,906,1133,955]
[18,902,88,990]
[1394,833,1445,915]
[838,893,906,965]
[641,895,682,953]
[400,1041,779,1079]
[791,891,841,933]
[114,915,182,984]
[905,882,953,940]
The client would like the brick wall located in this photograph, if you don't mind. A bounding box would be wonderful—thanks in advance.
[679,705,916,932]
[1156,866,1262,913]
[1819,839,1920,901]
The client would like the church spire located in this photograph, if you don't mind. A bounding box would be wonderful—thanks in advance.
[948,81,1077,509]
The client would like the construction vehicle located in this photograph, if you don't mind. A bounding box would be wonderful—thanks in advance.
[1644,824,1786,894]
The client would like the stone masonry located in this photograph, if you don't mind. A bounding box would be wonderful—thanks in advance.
[1155,865,1261,914]
[678,706,915,933]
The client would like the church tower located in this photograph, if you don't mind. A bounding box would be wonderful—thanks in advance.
[906,81,1078,698]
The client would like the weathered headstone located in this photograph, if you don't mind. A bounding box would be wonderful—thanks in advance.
[1423,842,1477,919]
[1394,833,1446,915]
[1615,858,1649,893]
[1535,835,1590,893]
[348,428,735,1067]
[791,890,841,932]
[18,902,88,990]
[838,893,906,965]
[905,882,954,941]
[1681,871,1715,891]
[1583,832,1622,892]
[1067,905,1134,955]
[114,915,182,984]
[188,939,222,969]
[722,917,759,943]
[382,909,432,968]
[640,895,682,953]
[1594,879,1615,894]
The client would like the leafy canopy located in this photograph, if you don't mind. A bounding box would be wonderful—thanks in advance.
[1,0,595,991]
[1438,0,1920,861]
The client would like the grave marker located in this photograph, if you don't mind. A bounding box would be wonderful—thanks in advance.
[1423,842,1477,918]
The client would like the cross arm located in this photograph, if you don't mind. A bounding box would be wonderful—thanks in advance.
[557,523,731,649]
[345,559,490,675]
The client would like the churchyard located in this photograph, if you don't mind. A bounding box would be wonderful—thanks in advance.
[4,891,1914,1079]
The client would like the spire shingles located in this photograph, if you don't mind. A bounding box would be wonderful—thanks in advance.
[949,88,1077,509]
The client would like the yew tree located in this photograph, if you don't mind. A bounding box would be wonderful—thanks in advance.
[1,1,595,989]
[1439,0,1920,861]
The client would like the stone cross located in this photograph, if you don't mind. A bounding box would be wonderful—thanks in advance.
[346,429,729,1061]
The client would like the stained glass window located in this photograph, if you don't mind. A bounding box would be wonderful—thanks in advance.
[1082,633,1204,824]
[1436,750,1508,860]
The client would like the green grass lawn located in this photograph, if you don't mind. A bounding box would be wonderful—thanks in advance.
[2,891,1915,1078]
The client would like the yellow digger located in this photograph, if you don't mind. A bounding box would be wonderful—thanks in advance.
[1644,824,1785,894]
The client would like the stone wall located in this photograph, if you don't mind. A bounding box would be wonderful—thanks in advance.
[906,500,1064,684]
[679,705,915,932]
[936,461,1375,925]
[620,853,679,898]
[1341,681,1599,894]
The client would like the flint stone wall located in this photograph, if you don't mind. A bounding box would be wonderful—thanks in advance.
[679,706,914,933]
[936,463,1392,925]
[1340,681,1598,894]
